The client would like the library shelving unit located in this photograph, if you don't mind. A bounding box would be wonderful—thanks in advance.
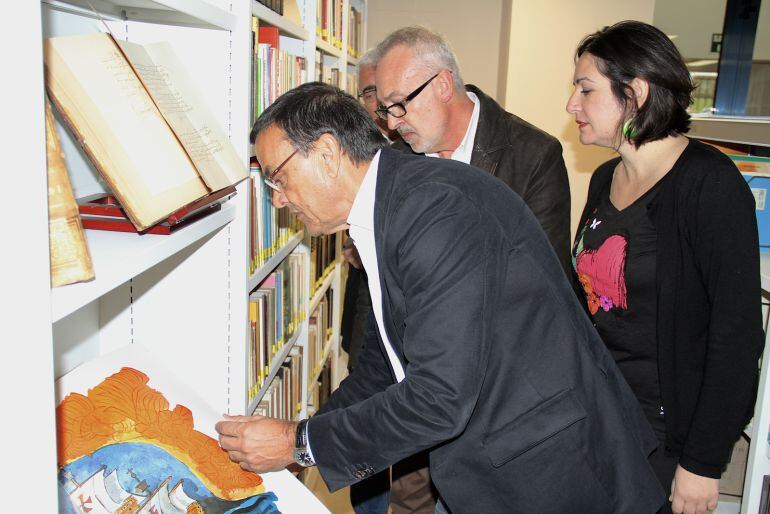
[689,116,770,514]
[8,0,365,511]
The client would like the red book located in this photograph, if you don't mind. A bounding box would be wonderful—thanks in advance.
[258,27,280,50]
[78,186,235,235]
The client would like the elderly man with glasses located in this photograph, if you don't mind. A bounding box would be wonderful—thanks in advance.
[373,26,571,276]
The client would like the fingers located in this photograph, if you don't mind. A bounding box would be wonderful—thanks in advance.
[215,415,265,437]
[215,420,244,438]
[670,495,716,514]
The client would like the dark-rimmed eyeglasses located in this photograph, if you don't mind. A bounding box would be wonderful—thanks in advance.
[358,85,377,103]
[264,148,299,192]
[375,72,440,120]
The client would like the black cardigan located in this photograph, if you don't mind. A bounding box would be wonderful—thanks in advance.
[576,138,764,478]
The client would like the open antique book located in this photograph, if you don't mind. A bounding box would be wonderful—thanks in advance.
[44,32,247,231]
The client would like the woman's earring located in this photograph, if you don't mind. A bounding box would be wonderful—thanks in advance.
[622,118,638,139]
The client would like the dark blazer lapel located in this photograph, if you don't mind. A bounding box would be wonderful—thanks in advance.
[467,84,506,177]
[372,148,409,372]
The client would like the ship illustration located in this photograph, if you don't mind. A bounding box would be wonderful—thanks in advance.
[64,467,203,514]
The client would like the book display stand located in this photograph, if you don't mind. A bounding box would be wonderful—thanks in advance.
[78,186,236,235]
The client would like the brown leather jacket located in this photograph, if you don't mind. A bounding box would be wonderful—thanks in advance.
[392,84,571,275]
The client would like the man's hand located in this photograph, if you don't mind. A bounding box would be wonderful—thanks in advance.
[669,464,719,514]
[216,415,297,473]
[343,239,363,270]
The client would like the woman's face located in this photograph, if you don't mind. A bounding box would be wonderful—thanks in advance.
[566,53,626,149]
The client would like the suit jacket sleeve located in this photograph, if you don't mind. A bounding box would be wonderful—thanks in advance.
[308,184,488,491]
[315,310,394,416]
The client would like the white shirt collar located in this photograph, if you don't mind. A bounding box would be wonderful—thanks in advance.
[426,91,480,164]
[347,150,380,231]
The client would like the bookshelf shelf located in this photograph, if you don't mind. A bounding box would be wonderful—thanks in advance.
[44,0,237,30]
[51,202,236,323]
[347,54,359,66]
[248,327,303,415]
[252,1,309,40]
[309,267,335,315]
[248,231,304,292]
[316,38,341,57]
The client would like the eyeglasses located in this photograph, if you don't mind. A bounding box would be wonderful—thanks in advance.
[263,148,298,192]
[375,72,440,120]
[358,85,377,103]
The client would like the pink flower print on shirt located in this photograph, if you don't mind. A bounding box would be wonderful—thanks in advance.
[575,234,628,312]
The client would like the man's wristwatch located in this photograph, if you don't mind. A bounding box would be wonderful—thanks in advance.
[294,419,316,467]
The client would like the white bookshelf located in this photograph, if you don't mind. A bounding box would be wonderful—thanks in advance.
[316,37,341,57]
[42,0,237,30]
[17,0,365,511]
[252,0,308,39]
[247,327,304,414]
[51,204,236,322]
[247,231,304,291]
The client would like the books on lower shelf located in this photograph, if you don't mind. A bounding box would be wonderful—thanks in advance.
[248,254,307,402]
[307,362,333,416]
[314,49,341,88]
[44,32,247,232]
[306,289,333,386]
[253,349,303,421]
[310,233,338,288]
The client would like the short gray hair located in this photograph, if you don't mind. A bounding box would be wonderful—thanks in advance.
[359,48,378,69]
[372,26,464,90]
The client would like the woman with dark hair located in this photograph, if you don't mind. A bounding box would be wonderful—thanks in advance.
[567,20,763,514]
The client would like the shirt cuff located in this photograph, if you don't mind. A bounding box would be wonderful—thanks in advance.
[305,419,316,464]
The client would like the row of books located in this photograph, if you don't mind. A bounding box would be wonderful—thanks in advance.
[316,0,345,50]
[310,233,338,290]
[251,19,308,125]
[253,349,303,420]
[314,49,342,89]
[307,363,333,416]
[248,255,307,402]
[249,158,301,272]
[306,290,334,390]
[347,72,359,98]
[256,0,284,16]
[347,6,364,59]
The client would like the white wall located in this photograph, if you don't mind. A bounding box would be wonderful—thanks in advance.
[366,0,505,101]
[654,0,770,61]
[504,0,656,236]
[653,0,727,61]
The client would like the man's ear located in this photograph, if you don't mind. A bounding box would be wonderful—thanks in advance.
[629,77,649,110]
[436,69,455,103]
[315,133,342,179]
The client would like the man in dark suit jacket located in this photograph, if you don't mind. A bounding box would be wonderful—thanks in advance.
[216,82,664,513]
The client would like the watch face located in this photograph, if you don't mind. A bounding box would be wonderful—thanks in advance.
[294,449,315,467]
